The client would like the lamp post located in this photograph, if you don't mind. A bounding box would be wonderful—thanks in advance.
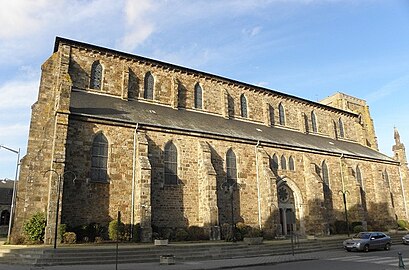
[43,169,76,249]
[0,145,20,244]
[221,180,240,242]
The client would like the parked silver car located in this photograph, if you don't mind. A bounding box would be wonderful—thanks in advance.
[402,234,409,244]
[343,232,391,252]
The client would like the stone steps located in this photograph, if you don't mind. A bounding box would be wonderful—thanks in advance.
[1,233,403,266]
[0,237,344,266]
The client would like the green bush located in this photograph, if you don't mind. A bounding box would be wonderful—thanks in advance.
[108,220,125,241]
[187,226,208,241]
[175,228,189,241]
[235,222,249,240]
[63,232,77,244]
[58,224,67,243]
[23,212,46,242]
[130,223,141,242]
[70,222,107,242]
[244,227,263,238]
[221,223,233,241]
[235,223,263,239]
[333,220,348,234]
[262,228,276,240]
[397,220,409,230]
[95,236,104,243]
[351,221,362,228]
[353,225,364,233]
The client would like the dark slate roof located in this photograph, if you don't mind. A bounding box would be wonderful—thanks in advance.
[70,91,395,163]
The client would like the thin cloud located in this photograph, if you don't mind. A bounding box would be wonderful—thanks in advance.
[0,80,38,109]
[0,123,29,139]
[366,74,409,103]
[255,81,269,87]
[243,26,262,37]
[117,0,155,51]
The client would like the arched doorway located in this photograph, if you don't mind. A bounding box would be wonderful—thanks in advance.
[277,184,296,235]
[276,177,305,236]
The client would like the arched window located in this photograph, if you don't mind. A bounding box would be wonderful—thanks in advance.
[322,161,332,208]
[278,103,285,125]
[356,166,363,186]
[127,69,138,99]
[144,72,154,100]
[0,210,10,225]
[304,113,309,133]
[338,118,344,138]
[281,155,287,170]
[356,165,367,210]
[271,154,279,172]
[289,156,295,171]
[91,133,108,182]
[90,60,103,90]
[194,83,203,109]
[269,105,275,126]
[333,120,338,139]
[240,94,248,118]
[226,149,237,185]
[322,161,329,186]
[227,94,234,117]
[164,141,178,185]
[311,111,317,133]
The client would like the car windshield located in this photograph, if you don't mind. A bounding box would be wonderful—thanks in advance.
[354,232,371,239]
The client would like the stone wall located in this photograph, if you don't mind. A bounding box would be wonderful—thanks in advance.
[59,116,401,236]
[12,45,73,243]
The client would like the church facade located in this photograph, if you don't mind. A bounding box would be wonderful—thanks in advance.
[12,37,409,243]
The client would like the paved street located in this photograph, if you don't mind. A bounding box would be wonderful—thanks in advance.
[227,246,409,270]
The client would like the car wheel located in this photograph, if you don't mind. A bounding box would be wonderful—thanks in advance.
[363,245,369,252]
[384,243,391,251]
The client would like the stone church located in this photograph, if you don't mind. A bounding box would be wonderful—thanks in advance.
[11,37,409,243]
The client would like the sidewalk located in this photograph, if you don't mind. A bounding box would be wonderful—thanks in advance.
[0,253,318,270]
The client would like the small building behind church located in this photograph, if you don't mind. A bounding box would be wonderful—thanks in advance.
[0,179,13,236]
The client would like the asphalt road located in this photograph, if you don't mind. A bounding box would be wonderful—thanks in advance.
[231,244,409,270]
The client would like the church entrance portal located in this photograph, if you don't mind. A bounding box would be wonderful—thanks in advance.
[277,184,296,235]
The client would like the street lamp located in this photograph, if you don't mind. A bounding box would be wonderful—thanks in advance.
[43,169,76,249]
[221,180,240,242]
[339,190,350,237]
[0,145,20,244]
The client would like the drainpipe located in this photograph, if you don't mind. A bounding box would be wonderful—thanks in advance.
[255,140,262,229]
[398,166,408,219]
[130,123,139,239]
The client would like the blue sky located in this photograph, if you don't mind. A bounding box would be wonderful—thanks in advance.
[1,0,409,179]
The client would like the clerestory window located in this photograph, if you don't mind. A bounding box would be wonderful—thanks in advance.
[311,111,317,133]
[279,103,285,125]
[194,83,203,109]
[240,94,248,118]
[90,60,103,90]
[144,72,154,100]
